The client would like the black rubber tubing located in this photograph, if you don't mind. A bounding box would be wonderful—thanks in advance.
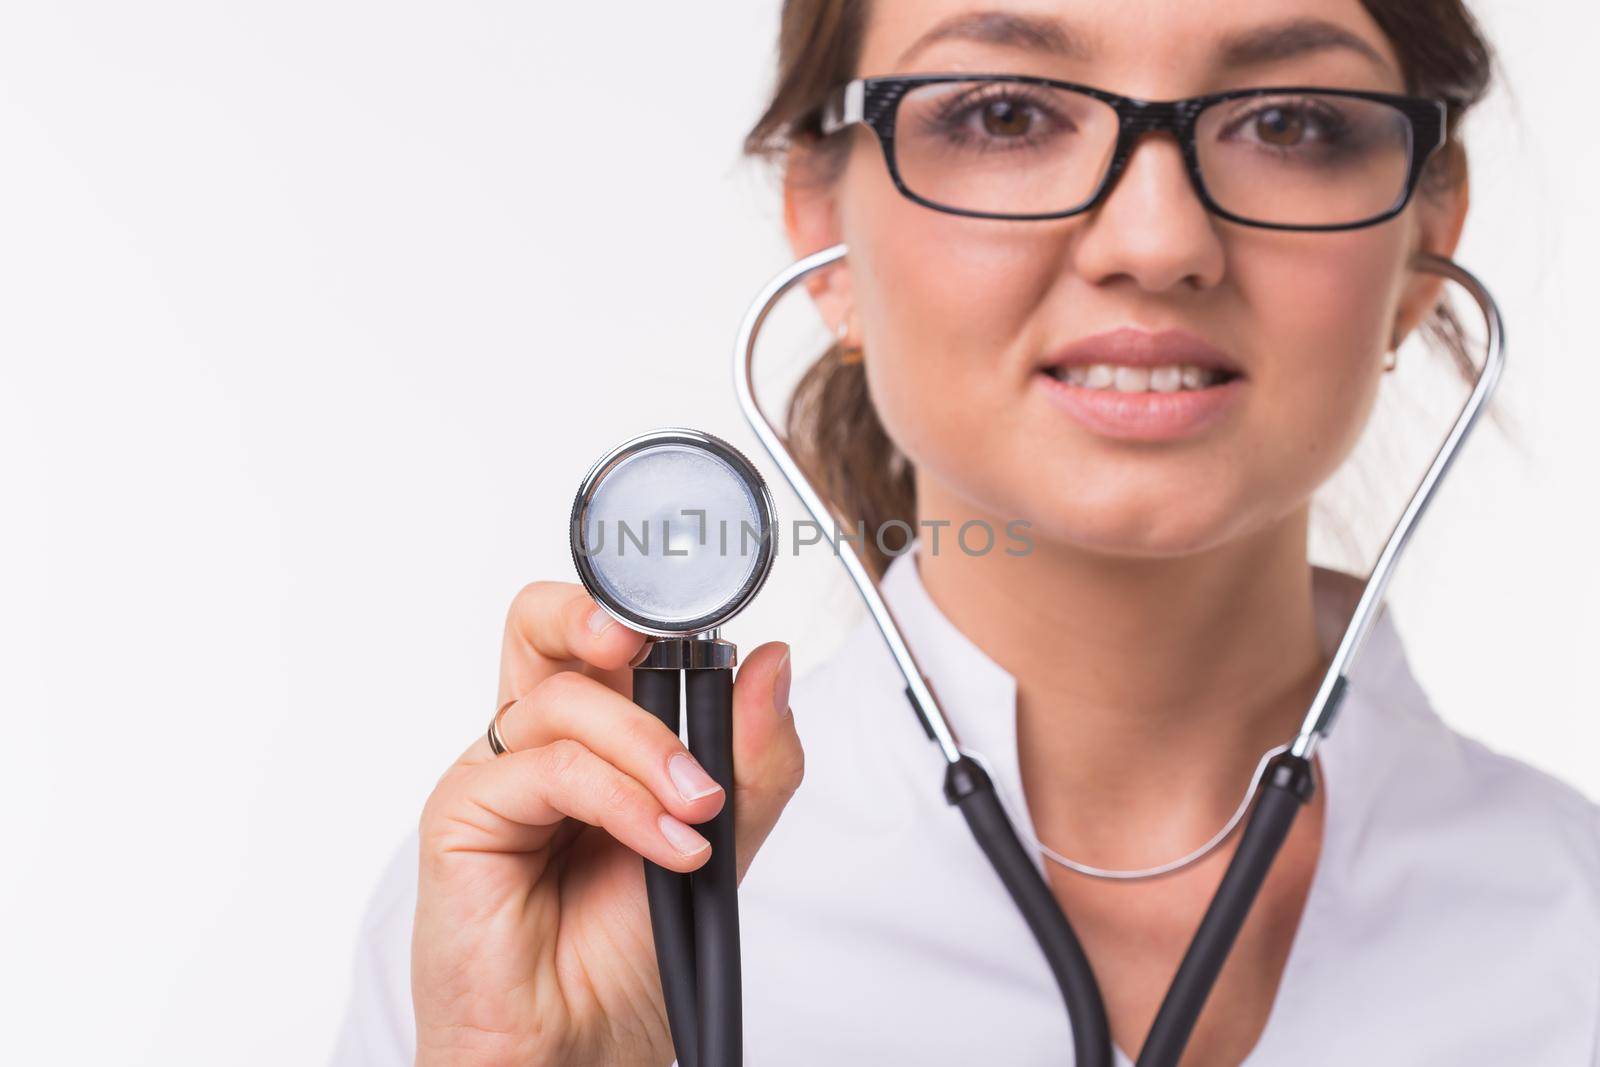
[1136,753,1316,1067]
[944,756,1114,1067]
[686,668,742,1067]
[632,667,701,1067]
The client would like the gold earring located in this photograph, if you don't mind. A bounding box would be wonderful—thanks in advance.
[837,315,864,365]
[1383,328,1401,372]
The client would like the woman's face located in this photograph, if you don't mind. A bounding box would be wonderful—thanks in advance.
[789,0,1468,557]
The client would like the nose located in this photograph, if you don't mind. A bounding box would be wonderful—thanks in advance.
[1071,131,1226,293]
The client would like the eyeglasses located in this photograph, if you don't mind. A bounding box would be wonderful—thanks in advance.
[820,74,1447,232]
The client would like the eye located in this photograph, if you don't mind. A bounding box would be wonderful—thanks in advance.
[1219,96,1350,152]
[924,85,1068,146]
[1252,105,1308,147]
[979,96,1037,138]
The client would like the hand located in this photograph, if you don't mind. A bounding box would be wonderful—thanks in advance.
[411,581,802,1067]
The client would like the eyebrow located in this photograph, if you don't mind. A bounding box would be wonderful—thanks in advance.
[1218,16,1392,74]
[895,11,1393,77]
[896,11,1093,66]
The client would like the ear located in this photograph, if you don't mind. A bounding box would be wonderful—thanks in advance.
[783,145,854,336]
[1391,166,1471,345]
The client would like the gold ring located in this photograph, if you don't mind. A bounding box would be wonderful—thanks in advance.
[487,697,517,756]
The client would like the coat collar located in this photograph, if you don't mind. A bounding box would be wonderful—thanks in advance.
[870,542,1423,824]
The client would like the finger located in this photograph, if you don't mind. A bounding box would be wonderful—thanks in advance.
[725,641,803,881]
[490,669,727,825]
[497,581,649,703]
[423,738,713,874]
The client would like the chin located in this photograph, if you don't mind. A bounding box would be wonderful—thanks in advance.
[1005,481,1257,562]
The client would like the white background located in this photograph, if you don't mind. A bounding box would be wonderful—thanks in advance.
[1,2,1595,1063]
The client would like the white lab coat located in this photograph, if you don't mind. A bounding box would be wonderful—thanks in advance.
[331,550,1600,1065]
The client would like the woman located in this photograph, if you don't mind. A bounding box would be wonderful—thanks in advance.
[334,1,1600,1064]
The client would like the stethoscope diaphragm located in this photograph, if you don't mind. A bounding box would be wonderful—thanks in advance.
[570,427,777,638]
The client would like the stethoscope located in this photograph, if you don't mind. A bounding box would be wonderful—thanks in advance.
[567,244,1505,1067]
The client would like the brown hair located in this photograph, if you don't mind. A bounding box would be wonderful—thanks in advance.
[742,1,1497,578]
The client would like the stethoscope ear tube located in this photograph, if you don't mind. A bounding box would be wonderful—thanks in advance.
[633,660,744,1067]
[686,667,742,1067]
[1290,254,1505,759]
[1135,753,1316,1067]
[734,245,1505,1067]
[633,666,703,1067]
[945,756,1115,1066]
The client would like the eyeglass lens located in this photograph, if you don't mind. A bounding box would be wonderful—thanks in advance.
[891,81,1417,226]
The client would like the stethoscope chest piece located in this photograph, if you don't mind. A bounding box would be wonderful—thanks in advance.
[571,426,776,640]
[569,426,776,1067]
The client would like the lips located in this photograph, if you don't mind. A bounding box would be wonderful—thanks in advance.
[1034,327,1246,442]
[1040,326,1244,380]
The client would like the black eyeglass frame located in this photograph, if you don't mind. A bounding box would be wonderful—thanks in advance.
[820,74,1448,232]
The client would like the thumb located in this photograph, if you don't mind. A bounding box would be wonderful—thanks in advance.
[727,640,803,882]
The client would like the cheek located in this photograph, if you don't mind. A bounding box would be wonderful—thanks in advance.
[850,199,1060,361]
[841,176,1065,507]
[1237,231,1403,491]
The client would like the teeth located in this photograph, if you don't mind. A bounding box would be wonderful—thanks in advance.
[1051,362,1226,392]
[1113,366,1149,392]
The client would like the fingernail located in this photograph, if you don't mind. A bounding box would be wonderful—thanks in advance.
[773,646,792,718]
[587,606,616,636]
[668,752,722,802]
[658,813,709,856]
